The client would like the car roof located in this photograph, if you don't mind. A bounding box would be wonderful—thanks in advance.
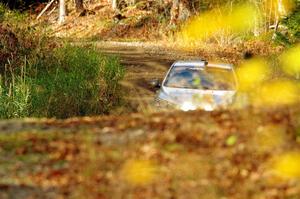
[207,63,233,70]
[173,60,207,68]
[173,60,233,70]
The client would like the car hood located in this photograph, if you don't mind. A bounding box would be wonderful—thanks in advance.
[157,86,236,111]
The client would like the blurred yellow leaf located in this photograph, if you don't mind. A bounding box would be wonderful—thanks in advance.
[179,4,258,42]
[255,80,299,106]
[226,4,259,33]
[280,45,300,77]
[273,152,300,178]
[226,135,238,146]
[121,159,157,185]
[236,58,270,91]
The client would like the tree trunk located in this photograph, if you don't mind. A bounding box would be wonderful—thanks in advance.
[112,0,118,10]
[59,0,66,24]
[75,0,84,12]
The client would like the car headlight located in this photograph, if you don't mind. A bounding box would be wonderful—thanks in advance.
[203,103,214,111]
[180,102,197,111]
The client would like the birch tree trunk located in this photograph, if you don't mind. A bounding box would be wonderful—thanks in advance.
[59,0,66,24]
[112,0,118,10]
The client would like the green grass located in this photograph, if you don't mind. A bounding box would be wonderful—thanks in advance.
[29,45,124,118]
[0,63,30,119]
[0,3,28,24]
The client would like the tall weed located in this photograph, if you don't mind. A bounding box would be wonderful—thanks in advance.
[100,55,125,113]
[0,64,30,119]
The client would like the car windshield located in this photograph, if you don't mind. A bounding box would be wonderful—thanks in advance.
[164,66,236,90]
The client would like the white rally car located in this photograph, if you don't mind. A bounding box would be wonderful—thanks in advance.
[153,60,238,111]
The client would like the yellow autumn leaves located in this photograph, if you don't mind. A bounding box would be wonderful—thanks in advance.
[178,1,296,43]
[236,45,300,107]
[121,159,158,185]
[280,45,300,77]
[178,4,258,43]
[252,125,300,180]
[253,125,287,152]
[237,58,270,92]
[273,152,300,179]
[227,51,300,179]
[257,80,299,106]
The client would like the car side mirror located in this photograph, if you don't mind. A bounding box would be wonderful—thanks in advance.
[149,79,161,89]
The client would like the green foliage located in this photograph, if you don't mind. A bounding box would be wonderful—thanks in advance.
[0,4,5,22]
[273,32,292,46]
[30,45,124,118]
[282,7,300,42]
[276,3,300,45]
[0,3,27,24]
[0,45,125,119]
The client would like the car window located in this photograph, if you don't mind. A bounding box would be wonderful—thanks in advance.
[164,66,236,90]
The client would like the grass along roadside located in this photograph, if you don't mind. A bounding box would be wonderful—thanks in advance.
[0,45,125,119]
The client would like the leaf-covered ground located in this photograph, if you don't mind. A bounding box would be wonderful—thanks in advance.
[0,107,300,199]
